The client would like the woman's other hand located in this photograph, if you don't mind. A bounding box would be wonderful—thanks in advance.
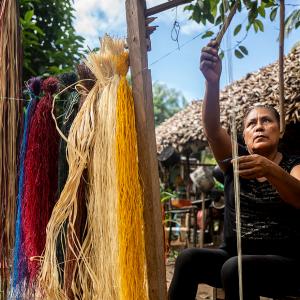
[235,154,272,179]
[200,40,221,84]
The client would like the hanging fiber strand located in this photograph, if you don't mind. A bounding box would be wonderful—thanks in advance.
[38,52,102,300]
[21,77,60,291]
[76,62,96,109]
[56,72,87,300]
[116,53,149,300]
[57,72,81,194]
[78,60,120,300]
[10,78,42,298]
[0,0,22,298]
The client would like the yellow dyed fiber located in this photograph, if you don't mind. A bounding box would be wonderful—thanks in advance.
[116,56,149,300]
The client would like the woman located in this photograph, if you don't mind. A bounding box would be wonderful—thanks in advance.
[168,40,300,300]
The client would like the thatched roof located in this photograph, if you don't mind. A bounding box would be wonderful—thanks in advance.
[156,47,300,154]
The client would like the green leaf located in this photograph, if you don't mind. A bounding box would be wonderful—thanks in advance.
[234,49,244,59]
[215,15,222,26]
[183,4,194,11]
[258,6,266,18]
[192,4,201,23]
[210,0,218,17]
[237,1,242,12]
[234,24,242,36]
[24,10,34,22]
[197,0,204,10]
[207,13,215,24]
[219,50,224,60]
[296,21,300,29]
[201,30,214,39]
[248,9,258,23]
[239,45,248,55]
[255,19,264,31]
[270,7,278,21]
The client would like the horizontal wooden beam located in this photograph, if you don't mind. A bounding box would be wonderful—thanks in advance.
[146,0,193,17]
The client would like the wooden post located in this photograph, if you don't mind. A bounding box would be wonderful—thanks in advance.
[125,1,167,299]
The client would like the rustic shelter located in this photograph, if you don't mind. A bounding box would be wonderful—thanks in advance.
[156,46,300,155]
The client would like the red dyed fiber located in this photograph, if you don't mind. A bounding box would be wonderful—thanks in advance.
[22,77,60,283]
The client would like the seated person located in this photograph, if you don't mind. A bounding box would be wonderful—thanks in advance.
[168,40,300,300]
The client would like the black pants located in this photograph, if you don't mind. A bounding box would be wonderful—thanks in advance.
[168,248,300,300]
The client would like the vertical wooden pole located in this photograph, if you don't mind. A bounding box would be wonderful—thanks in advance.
[279,0,285,137]
[125,1,167,300]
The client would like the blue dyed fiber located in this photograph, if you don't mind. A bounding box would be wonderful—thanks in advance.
[10,89,39,295]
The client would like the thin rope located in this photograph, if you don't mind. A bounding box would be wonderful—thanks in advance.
[0,97,76,102]
[171,7,180,50]
[220,1,243,300]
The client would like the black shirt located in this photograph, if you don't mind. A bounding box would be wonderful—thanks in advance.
[222,147,300,257]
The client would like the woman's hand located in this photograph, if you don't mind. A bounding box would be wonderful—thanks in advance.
[200,40,222,84]
[235,154,273,179]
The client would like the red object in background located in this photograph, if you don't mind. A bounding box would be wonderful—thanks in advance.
[171,198,192,208]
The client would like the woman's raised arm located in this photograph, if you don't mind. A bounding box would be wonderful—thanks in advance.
[200,40,232,171]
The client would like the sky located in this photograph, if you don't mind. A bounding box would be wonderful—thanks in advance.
[73,0,300,102]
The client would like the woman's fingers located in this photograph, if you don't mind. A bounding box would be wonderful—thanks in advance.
[238,168,257,179]
[201,52,218,62]
[238,161,255,170]
[207,39,219,48]
[200,60,216,70]
[201,46,218,57]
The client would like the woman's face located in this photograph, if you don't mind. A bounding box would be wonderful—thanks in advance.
[243,107,280,154]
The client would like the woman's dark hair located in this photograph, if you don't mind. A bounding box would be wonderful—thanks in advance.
[244,104,280,124]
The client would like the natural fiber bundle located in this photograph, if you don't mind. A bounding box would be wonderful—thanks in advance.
[10,78,41,297]
[116,54,148,300]
[38,62,100,300]
[39,36,148,300]
[72,37,124,300]
[57,72,87,300]
[0,0,22,298]
[22,77,60,286]
[77,70,120,300]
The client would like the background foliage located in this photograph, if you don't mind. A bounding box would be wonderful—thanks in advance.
[185,0,300,58]
[153,82,188,126]
[20,0,85,80]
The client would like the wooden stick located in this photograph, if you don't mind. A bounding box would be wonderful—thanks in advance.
[215,1,239,45]
[146,0,192,17]
[279,0,285,137]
